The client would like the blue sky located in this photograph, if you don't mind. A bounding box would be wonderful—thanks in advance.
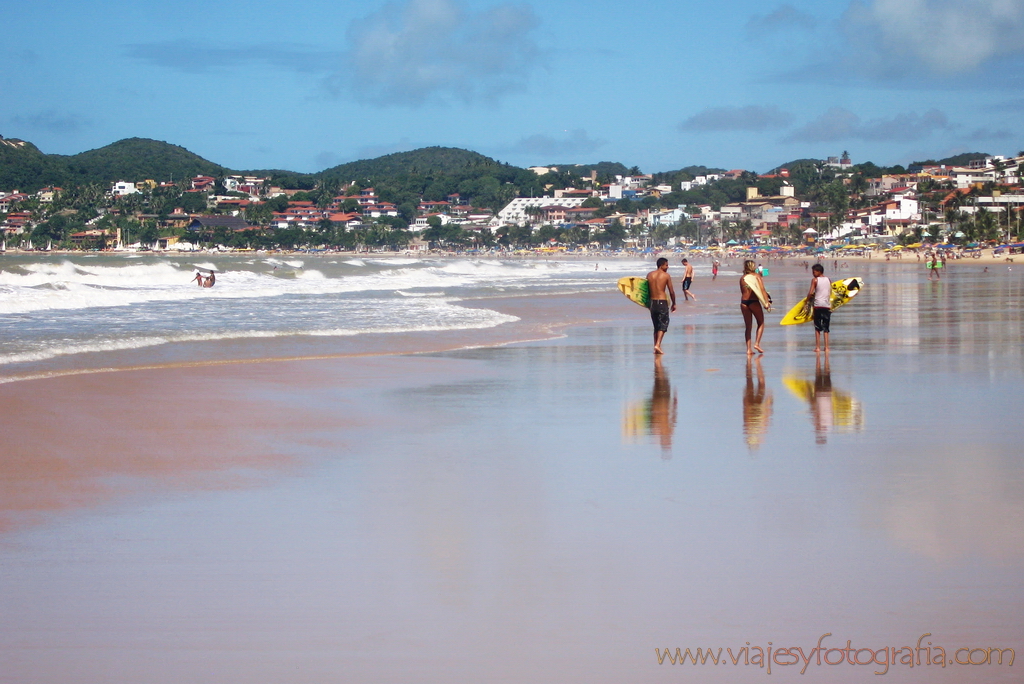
[2,0,1022,174]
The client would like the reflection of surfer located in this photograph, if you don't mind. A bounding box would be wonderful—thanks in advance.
[740,260,770,355]
[811,354,833,445]
[649,355,677,458]
[806,264,831,352]
[646,258,677,355]
[742,356,773,451]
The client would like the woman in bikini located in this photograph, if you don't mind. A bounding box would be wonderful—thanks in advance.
[740,259,767,355]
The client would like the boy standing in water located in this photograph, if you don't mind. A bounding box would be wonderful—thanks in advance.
[806,263,831,352]
[646,257,677,354]
[680,258,697,301]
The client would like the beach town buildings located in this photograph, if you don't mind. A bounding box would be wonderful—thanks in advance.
[495,197,589,226]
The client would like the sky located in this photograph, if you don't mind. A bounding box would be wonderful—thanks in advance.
[1,0,1023,175]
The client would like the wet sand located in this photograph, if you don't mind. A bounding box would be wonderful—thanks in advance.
[1,260,1022,683]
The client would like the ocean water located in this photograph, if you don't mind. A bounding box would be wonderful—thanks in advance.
[0,253,655,375]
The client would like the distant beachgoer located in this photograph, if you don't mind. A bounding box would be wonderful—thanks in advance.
[192,271,205,287]
[712,259,719,280]
[203,271,216,288]
[740,260,770,355]
[807,263,831,352]
[680,258,697,301]
[646,257,677,355]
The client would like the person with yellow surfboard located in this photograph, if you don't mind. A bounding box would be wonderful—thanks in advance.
[806,263,831,352]
[646,257,677,355]
[740,259,771,355]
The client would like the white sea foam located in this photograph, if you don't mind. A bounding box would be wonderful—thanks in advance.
[0,302,518,366]
[0,254,643,369]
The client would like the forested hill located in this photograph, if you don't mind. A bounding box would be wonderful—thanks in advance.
[0,138,67,191]
[62,138,226,185]
[0,137,227,192]
[319,147,507,181]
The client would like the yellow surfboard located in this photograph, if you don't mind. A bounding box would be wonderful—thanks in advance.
[617,276,650,308]
[780,277,864,326]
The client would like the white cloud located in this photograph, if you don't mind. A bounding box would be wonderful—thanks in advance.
[844,0,1024,74]
[679,105,794,132]
[126,41,339,74]
[10,110,90,134]
[339,0,541,106]
[746,5,818,34]
[966,127,1014,141]
[507,129,606,159]
[783,107,950,143]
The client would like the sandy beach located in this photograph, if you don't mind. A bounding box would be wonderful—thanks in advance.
[1,257,1022,683]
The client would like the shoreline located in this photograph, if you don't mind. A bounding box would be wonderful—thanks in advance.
[0,253,1008,384]
[3,244,1018,264]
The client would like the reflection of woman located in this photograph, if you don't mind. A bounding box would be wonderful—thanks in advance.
[740,260,770,355]
[742,356,773,451]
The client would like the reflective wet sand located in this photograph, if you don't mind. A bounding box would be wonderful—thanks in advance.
[1,261,1021,682]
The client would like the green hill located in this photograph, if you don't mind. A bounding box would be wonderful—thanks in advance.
[911,152,990,167]
[63,138,226,185]
[0,137,68,192]
[320,147,506,181]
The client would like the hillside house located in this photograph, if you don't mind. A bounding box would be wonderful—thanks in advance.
[191,176,216,192]
[111,181,139,196]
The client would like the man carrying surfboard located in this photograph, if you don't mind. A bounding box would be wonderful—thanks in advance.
[646,257,677,355]
[806,264,831,352]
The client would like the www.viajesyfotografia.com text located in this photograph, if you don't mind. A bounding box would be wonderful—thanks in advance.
[655,633,1014,675]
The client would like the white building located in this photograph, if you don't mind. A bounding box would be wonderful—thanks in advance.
[496,197,587,226]
[111,181,139,197]
[648,207,688,227]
